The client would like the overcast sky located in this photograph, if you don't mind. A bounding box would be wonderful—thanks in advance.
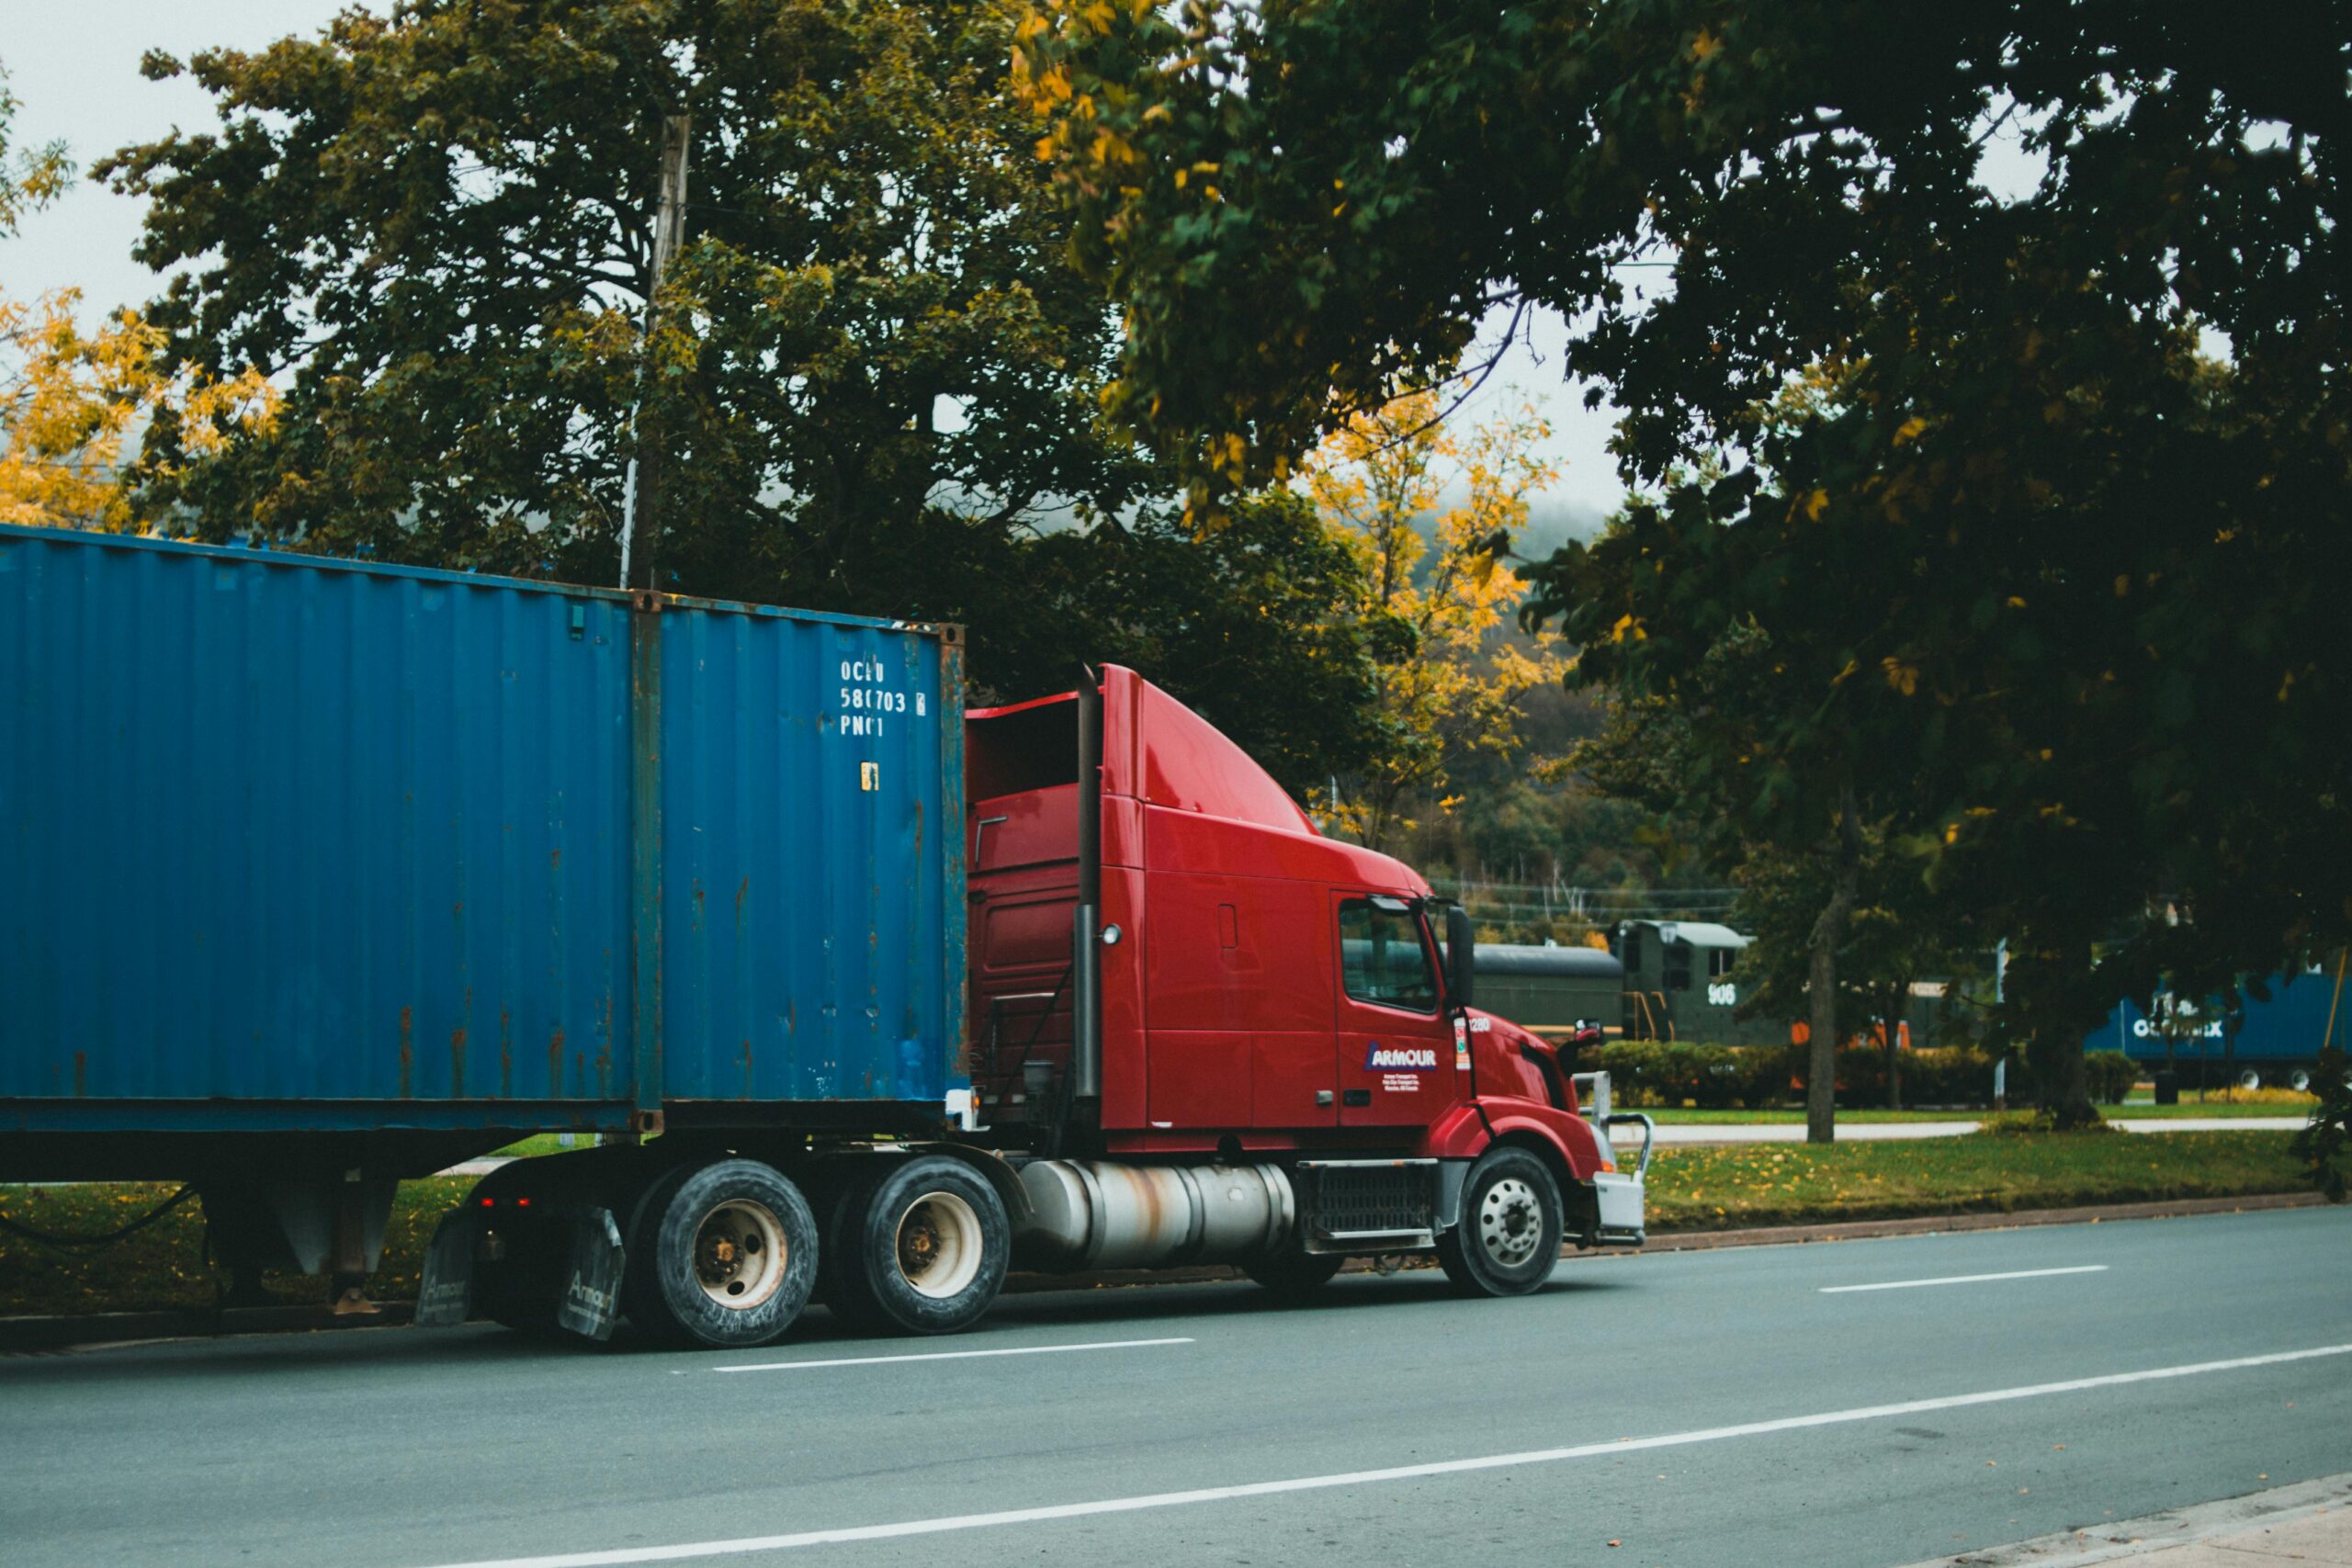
[0,6,1704,528]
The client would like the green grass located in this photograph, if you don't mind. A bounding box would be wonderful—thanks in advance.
[1640,1107,1982,1124]
[1645,1129,2320,1232]
[1637,1099,2317,1124]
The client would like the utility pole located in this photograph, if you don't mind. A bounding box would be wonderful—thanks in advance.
[618,113,692,592]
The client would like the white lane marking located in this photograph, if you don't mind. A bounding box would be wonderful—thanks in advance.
[715,1337,1193,1374]
[1820,1265,2110,1294]
[424,1340,2352,1568]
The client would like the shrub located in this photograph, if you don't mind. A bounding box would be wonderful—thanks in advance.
[1586,1041,1773,1109]
[2084,1050,2139,1104]
[1976,1108,2119,1135]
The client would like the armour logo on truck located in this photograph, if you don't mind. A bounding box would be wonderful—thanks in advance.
[1364,1043,1438,1071]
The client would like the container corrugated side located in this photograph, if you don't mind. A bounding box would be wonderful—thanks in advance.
[0,525,963,1133]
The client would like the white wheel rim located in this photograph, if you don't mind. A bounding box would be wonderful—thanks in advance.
[1477,1177,1544,1269]
[2238,1069,2262,1091]
[896,1190,984,1300]
[2290,1070,2311,1093]
[694,1199,788,1311]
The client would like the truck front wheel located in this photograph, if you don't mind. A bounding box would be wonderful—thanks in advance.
[626,1159,817,1349]
[824,1156,1009,1337]
[1435,1147,1562,1298]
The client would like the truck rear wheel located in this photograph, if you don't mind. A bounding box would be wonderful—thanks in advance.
[1435,1147,1562,1299]
[625,1159,817,1349]
[824,1156,1009,1337]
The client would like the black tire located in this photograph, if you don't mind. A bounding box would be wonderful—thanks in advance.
[1242,1247,1345,1298]
[623,1158,817,1349]
[823,1156,1010,1337]
[1434,1146,1563,1298]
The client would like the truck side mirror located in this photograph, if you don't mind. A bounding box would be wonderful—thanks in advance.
[1445,903,1476,1010]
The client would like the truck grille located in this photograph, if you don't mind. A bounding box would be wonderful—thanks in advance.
[1306,1164,1434,1240]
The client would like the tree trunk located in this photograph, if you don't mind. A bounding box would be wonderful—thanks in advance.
[1805,783,1862,1145]
[2013,932,2100,1128]
[1883,980,1906,1111]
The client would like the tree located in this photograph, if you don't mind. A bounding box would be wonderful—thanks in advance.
[968,489,1385,796]
[1732,834,1985,1110]
[1023,0,2352,1130]
[2,55,278,529]
[100,0,1148,620]
[0,61,69,235]
[1306,390,1563,850]
[0,290,279,529]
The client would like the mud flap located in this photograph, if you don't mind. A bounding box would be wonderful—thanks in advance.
[415,1210,479,1325]
[555,1207,627,1341]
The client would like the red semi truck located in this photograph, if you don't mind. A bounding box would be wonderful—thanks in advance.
[419,665,1651,1347]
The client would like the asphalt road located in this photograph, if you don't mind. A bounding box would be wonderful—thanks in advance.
[3,1207,2346,1568]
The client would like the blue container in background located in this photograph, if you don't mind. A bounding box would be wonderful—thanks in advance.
[0,524,965,1136]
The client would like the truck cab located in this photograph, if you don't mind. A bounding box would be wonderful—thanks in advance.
[966,666,1650,1284]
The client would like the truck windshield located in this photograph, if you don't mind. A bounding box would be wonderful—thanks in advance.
[1340,897,1439,1013]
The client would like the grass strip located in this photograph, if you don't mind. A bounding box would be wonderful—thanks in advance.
[1640,1100,2316,1124]
[1645,1130,2318,1232]
[1,1133,2333,1319]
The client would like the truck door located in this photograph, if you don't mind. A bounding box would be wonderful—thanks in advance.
[1332,894,1458,1128]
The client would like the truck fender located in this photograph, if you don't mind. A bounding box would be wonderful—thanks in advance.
[1480,1108,1609,1183]
[898,1142,1035,1229]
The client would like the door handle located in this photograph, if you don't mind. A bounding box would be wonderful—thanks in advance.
[1315,1090,1335,1106]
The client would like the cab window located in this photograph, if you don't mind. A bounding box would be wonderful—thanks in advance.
[1340,897,1438,1013]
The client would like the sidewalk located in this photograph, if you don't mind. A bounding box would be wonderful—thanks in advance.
[1905,1473,2352,1566]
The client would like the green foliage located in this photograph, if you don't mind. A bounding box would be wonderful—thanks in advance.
[87,2,1389,789]
[101,1,1145,609]
[1588,1040,1777,1110]
[0,61,72,236]
[1729,829,1986,1055]
[2294,1044,2351,1202]
[1029,0,2352,1125]
[1592,1040,2135,1111]
[2083,1052,2142,1106]
[974,491,1385,795]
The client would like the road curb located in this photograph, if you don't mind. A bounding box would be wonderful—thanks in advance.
[1894,1471,2352,1566]
[1616,1189,2329,1256]
[4,1190,2329,1352]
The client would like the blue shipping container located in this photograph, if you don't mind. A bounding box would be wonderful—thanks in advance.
[0,525,965,1134]
[2082,969,2339,1068]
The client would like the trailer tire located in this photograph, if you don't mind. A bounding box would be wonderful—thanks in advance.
[1435,1146,1562,1299]
[2290,1067,2312,1094]
[1242,1248,1345,1298]
[824,1156,1009,1337]
[625,1159,816,1349]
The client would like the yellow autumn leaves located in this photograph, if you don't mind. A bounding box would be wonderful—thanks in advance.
[1,288,278,531]
[1308,387,1566,848]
